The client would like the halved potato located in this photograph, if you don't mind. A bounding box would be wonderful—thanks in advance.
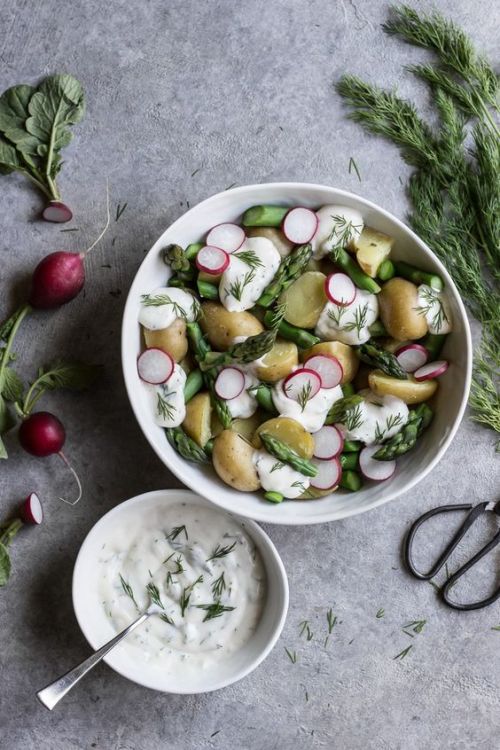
[212,430,260,491]
[254,339,298,383]
[199,302,263,350]
[300,341,359,384]
[279,272,327,328]
[253,417,314,458]
[245,227,293,257]
[182,392,212,447]
[230,412,264,442]
[143,318,188,362]
[353,226,394,277]
[378,278,428,341]
[368,369,438,404]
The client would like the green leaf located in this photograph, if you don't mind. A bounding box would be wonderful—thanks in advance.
[2,368,24,402]
[0,395,15,438]
[0,84,41,155]
[0,543,11,586]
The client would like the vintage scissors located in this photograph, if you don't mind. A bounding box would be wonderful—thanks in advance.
[404,499,500,611]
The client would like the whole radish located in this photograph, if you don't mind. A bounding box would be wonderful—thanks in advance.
[18,412,82,505]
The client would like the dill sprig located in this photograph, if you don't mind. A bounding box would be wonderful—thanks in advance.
[179,575,204,616]
[284,647,297,664]
[206,541,237,561]
[211,572,226,598]
[141,293,188,319]
[167,525,188,542]
[328,214,364,258]
[233,248,265,270]
[119,574,139,611]
[415,286,449,332]
[348,156,361,181]
[327,304,348,327]
[376,608,385,619]
[224,270,255,302]
[146,582,163,608]
[402,619,427,637]
[393,645,413,660]
[343,303,369,337]
[196,601,235,622]
[156,390,177,422]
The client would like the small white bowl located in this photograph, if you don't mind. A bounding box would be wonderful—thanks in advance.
[122,183,472,525]
[72,489,288,694]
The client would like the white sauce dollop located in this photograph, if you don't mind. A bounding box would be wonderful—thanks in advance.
[226,371,259,419]
[271,375,342,432]
[315,288,378,345]
[417,284,453,335]
[337,392,408,445]
[219,237,281,312]
[253,449,310,499]
[139,287,199,330]
[311,205,364,259]
[151,364,186,428]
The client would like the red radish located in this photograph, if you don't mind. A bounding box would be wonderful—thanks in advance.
[282,207,318,244]
[325,273,356,306]
[414,360,449,381]
[395,343,428,373]
[137,348,174,385]
[20,492,43,524]
[283,369,321,404]
[18,412,82,505]
[304,354,343,389]
[359,445,396,481]
[215,367,246,400]
[195,245,230,275]
[310,457,342,490]
[42,201,73,224]
[206,223,245,253]
[313,425,344,460]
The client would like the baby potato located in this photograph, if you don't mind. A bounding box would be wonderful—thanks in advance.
[353,226,394,278]
[230,412,265,442]
[253,417,314,459]
[368,369,438,404]
[300,341,359,384]
[378,278,428,341]
[279,272,327,329]
[245,227,293,257]
[143,318,188,362]
[212,430,260,492]
[182,392,212,447]
[254,339,298,383]
[200,302,263,350]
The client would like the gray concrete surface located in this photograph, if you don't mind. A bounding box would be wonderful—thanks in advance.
[0,1,499,748]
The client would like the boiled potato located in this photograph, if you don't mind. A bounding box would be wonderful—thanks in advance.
[354,226,394,277]
[254,339,298,383]
[143,318,188,362]
[200,302,263,350]
[212,430,260,491]
[300,341,359,384]
[182,392,212,447]
[378,278,428,341]
[230,412,265,442]
[279,272,327,329]
[305,258,323,273]
[245,227,293,257]
[298,486,338,500]
[253,417,314,458]
[369,370,438,404]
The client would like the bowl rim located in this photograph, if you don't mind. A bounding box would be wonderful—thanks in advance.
[72,488,289,693]
[121,182,472,525]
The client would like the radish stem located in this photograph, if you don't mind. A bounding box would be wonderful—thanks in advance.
[57,452,82,506]
[80,181,111,258]
[0,305,31,392]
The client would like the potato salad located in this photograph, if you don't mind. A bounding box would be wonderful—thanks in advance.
[137,203,452,504]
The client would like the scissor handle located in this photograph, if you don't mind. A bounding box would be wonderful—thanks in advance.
[443,528,500,611]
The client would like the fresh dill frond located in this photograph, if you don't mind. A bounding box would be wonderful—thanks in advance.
[328,214,364,258]
[343,303,369,337]
[327,304,348,327]
[291,480,307,493]
[270,461,285,473]
[348,156,362,181]
[167,525,188,542]
[403,619,427,636]
[211,572,226,599]
[146,582,163,608]
[173,555,185,574]
[224,270,255,302]
[285,647,297,664]
[345,403,364,432]
[206,541,237,561]
[196,601,235,622]
[119,574,139,611]
[376,608,385,619]
[393,644,413,660]
[233,248,265,270]
[156,390,177,422]
[141,293,188,319]
[179,575,204,616]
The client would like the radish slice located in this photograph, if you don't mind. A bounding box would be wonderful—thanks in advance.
[282,207,319,244]
[196,245,230,275]
[283,368,321,404]
[304,354,343,389]
[359,445,396,481]
[206,223,245,253]
[414,360,449,381]
[20,492,43,524]
[42,201,73,223]
[313,426,344,460]
[215,367,245,400]
[137,348,174,384]
[310,457,342,490]
[395,343,428,373]
[325,273,356,306]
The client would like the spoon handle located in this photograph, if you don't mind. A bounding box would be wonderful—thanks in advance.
[36,611,150,710]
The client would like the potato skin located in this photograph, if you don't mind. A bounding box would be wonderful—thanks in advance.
[245,227,293,257]
[279,272,327,329]
[300,341,359,385]
[368,369,438,404]
[253,417,314,458]
[182,392,212,447]
[200,302,263,351]
[254,339,298,383]
[212,430,260,491]
[143,318,188,362]
[378,278,428,341]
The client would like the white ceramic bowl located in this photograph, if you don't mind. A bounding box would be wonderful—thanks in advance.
[72,489,288,693]
[122,184,472,525]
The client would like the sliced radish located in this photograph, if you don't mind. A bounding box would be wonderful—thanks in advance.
[196,245,230,275]
[20,492,43,524]
[206,223,245,253]
[42,201,73,223]
[282,207,319,244]
[359,445,396,481]
[215,367,245,400]
[137,348,174,385]
[310,457,342,490]
[395,343,428,373]
[414,360,449,381]
[283,368,321,404]
[313,426,344,460]
[304,354,343,389]
[325,273,356,306]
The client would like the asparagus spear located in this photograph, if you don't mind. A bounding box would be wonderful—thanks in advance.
[259,433,318,477]
[421,332,447,360]
[343,439,362,453]
[372,404,433,461]
[257,244,312,307]
[392,261,443,291]
[368,320,387,338]
[340,470,363,491]
[341,383,356,397]
[186,322,233,428]
[264,491,284,503]
[340,452,359,471]
[200,329,277,371]
[252,384,278,414]
[325,395,364,425]
[184,369,203,403]
[377,259,395,281]
[163,244,191,273]
[166,427,208,463]
[263,311,320,348]
[357,341,408,379]
[197,279,219,300]
[185,242,203,260]
[329,247,381,294]
[242,204,289,227]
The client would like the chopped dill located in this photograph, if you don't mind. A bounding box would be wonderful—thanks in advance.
[211,572,226,598]
[270,461,285,473]
[393,645,413,660]
[119,574,139,611]
[141,293,188,319]
[196,601,235,622]
[343,303,369,337]
[348,156,362,181]
[285,647,297,664]
[207,541,237,561]
[146,582,163,608]
[115,202,128,221]
[156,390,177,422]
[179,575,204,616]
[167,525,188,542]
[233,248,264,270]
[224,270,255,302]
[376,608,385,619]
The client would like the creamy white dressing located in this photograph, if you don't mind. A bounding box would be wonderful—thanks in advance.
[253,449,310,499]
[98,502,266,673]
[315,288,378,345]
[150,364,186,428]
[226,371,259,419]
[139,287,199,330]
[219,237,281,312]
[271,372,342,432]
[337,391,409,445]
[417,284,453,335]
[311,205,364,259]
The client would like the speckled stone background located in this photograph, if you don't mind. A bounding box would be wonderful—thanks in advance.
[0,1,499,748]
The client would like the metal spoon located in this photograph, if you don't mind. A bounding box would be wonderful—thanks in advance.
[36,603,162,710]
